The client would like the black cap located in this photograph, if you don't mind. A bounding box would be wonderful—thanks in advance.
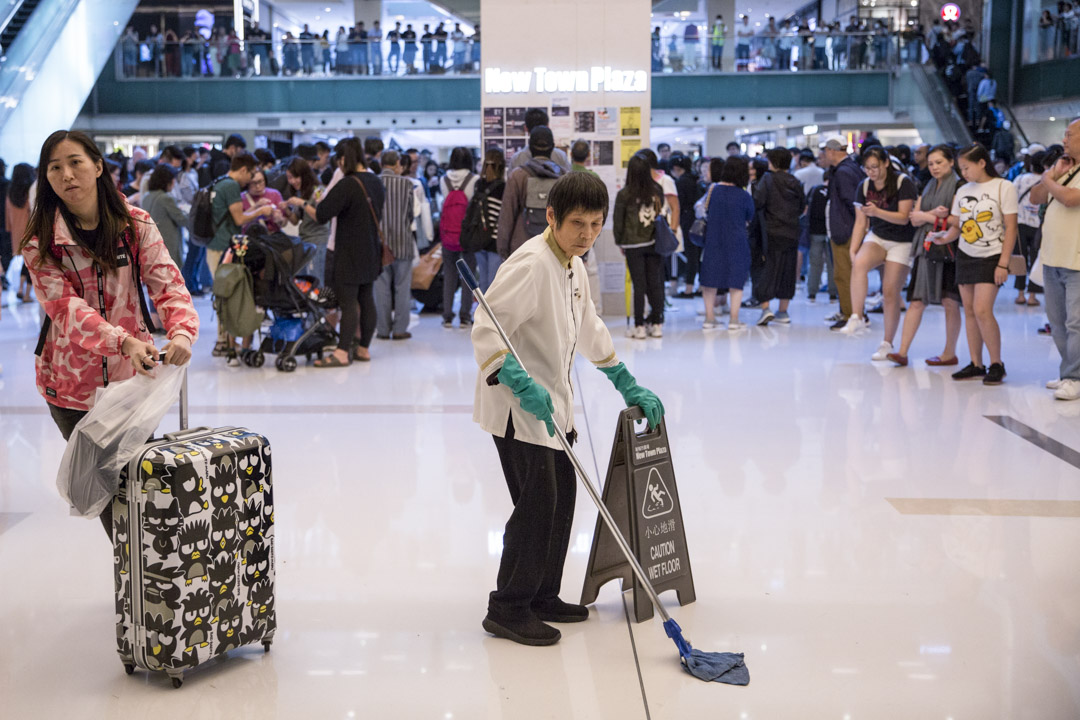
[529,126,554,157]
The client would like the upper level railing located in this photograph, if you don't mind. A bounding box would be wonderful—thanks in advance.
[111,30,918,81]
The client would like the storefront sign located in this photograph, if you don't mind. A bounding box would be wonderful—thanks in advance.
[484,66,648,94]
[941,3,961,21]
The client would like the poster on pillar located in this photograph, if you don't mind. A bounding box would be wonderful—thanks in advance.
[481,0,651,316]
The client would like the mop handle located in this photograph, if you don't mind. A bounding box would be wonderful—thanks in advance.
[457,259,671,624]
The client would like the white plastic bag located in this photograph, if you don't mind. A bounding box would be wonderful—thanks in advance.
[57,365,186,518]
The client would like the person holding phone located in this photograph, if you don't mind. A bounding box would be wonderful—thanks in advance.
[840,147,918,368]
[887,144,963,366]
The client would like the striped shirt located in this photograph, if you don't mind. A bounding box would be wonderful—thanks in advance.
[380,171,417,260]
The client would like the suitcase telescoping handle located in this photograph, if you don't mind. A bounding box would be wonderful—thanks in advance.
[147,352,208,441]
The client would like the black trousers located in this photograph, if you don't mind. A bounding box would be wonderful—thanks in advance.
[625,246,665,326]
[48,403,112,539]
[489,416,576,620]
[1014,224,1043,293]
[335,281,377,351]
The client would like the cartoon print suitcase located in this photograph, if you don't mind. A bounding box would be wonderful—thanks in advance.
[111,373,275,688]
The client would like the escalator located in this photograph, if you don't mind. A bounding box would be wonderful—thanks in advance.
[0,0,138,164]
[1,0,43,52]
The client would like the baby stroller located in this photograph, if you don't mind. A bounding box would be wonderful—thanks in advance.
[220,227,338,372]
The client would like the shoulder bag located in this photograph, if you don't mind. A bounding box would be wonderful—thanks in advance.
[350,175,394,267]
[688,184,714,248]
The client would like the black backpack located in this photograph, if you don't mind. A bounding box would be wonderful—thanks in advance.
[460,183,493,253]
[190,175,228,244]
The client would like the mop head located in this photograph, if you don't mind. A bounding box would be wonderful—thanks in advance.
[664,618,750,685]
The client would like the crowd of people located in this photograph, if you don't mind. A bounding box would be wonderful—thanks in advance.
[117,20,481,78]
[615,121,1080,399]
[1037,1,1080,61]
[1,113,1077,397]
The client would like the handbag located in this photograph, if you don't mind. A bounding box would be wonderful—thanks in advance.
[411,242,442,290]
[689,184,714,248]
[351,175,394,267]
[924,217,956,263]
[654,214,678,256]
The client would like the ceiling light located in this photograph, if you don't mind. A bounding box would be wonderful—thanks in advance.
[325,6,331,11]
[1050,116,1057,121]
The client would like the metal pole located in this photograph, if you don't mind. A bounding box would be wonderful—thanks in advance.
[467,265,672,624]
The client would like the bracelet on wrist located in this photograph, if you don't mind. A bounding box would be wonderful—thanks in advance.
[997,265,1008,270]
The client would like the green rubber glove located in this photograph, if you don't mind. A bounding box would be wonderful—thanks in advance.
[599,363,665,429]
[497,354,555,437]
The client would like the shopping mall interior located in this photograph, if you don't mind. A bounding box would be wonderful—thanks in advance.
[0,0,1078,717]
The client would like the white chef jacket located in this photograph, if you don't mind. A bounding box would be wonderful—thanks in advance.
[472,228,619,450]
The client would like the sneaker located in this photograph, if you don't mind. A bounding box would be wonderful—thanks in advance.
[630,325,647,340]
[757,308,775,326]
[442,319,454,329]
[727,321,747,331]
[482,613,561,646]
[824,312,844,324]
[459,319,473,329]
[871,341,893,361]
[983,362,1007,385]
[829,318,848,332]
[702,321,718,330]
[951,362,987,381]
[839,315,865,335]
[1053,379,1080,400]
[1038,323,1052,335]
[773,311,791,324]
[648,323,663,338]
[1047,378,1065,390]
[531,598,589,623]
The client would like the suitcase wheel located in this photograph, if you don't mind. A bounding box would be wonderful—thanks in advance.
[263,641,272,653]
[124,664,135,676]
[171,676,183,689]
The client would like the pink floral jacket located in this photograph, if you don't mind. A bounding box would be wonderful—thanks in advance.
[22,206,199,411]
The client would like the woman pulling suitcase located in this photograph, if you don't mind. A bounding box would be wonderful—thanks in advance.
[20,130,199,537]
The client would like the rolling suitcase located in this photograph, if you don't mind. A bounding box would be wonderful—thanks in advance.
[111,370,275,688]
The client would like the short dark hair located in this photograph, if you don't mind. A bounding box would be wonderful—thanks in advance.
[294,143,318,163]
[230,152,258,173]
[765,147,793,171]
[160,145,184,163]
[657,142,671,152]
[548,172,609,227]
[134,160,155,177]
[224,133,247,151]
[799,149,815,163]
[524,108,549,132]
[448,146,474,171]
[571,140,590,164]
[709,157,726,184]
[364,136,384,158]
[719,156,749,187]
[147,164,177,192]
[726,141,740,151]
[314,141,331,154]
[253,148,276,166]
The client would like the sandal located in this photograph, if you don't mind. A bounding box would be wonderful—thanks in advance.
[1015,295,1027,305]
[1027,296,1040,306]
[353,347,371,362]
[314,352,351,368]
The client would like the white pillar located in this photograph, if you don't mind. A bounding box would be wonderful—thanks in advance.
[481,0,652,315]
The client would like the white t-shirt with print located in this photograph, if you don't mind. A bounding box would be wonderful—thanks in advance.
[1012,173,1041,228]
[658,172,681,240]
[951,178,1018,258]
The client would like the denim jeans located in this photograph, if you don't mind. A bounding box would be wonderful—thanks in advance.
[443,249,477,322]
[475,250,502,293]
[182,239,213,293]
[375,257,414,336]
[1043,264,1080,380]
[807,234,834,299]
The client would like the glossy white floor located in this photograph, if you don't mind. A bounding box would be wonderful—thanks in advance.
[1,286,1079,720]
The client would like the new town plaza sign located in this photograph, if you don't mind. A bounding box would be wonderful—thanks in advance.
[484,66,649,94]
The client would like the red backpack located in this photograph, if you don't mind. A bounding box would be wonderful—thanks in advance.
[439,173,473,252]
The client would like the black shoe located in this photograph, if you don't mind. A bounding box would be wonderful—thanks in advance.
[532,598,589,623]
[482,613,561,646]
[983,362,1006,385]
[829,318,848,332]
[376,334,391,340]
[951,362,987,380]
